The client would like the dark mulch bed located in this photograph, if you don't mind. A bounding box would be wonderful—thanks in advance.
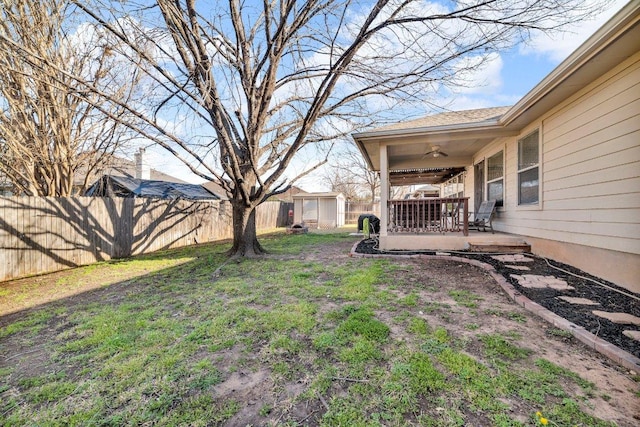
[355,239,640,358]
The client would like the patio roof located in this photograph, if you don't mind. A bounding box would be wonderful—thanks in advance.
[352,106,516,184]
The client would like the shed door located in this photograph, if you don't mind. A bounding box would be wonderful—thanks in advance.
[302,199,318,225]
[318,198,336,228]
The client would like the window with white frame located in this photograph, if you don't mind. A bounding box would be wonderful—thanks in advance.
[486,150,504,207]
[518,130,540,205]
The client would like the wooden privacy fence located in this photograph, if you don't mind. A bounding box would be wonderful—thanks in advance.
[345,201,380,224]
[0,197,292,282]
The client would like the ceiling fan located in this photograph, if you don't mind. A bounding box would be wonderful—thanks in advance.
[422,145,449,158]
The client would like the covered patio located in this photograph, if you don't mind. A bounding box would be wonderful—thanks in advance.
[349,3,640,291]
[353,107,526,251]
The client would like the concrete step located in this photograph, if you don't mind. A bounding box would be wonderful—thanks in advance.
[468,241,531,253]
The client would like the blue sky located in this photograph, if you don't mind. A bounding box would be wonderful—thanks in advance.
[141,0,629,191]
[426,0,629,112]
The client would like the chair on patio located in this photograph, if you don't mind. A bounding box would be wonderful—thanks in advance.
[469,199,497,233]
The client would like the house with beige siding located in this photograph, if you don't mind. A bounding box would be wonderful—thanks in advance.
[353,2,640,293]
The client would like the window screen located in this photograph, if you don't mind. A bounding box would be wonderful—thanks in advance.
[486,151,504,207]
[518,168,539,205]
[518,131,539,170]
[487,151,503,181]
[517,129,540,206]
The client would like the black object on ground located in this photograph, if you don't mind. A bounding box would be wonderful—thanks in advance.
[357,214,380,234]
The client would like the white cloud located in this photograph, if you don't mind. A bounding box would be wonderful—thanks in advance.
[449,53,504,95]
[520,0,628,62]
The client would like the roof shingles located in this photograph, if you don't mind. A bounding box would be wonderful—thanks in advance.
[369,106,511,133]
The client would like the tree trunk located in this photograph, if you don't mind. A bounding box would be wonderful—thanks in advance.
[228,202,265,257]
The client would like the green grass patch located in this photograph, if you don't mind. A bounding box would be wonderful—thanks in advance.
[546,327,573,338]
[479,333,532,360]
[484,308,528,323]
[0,310,54,338]
[448,290,482,308]
[336,306,390,342]
[537,398,616,427]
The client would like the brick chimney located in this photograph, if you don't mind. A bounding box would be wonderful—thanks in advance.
[134,148,150,180]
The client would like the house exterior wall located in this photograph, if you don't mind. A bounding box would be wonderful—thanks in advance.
[472,52,640,292]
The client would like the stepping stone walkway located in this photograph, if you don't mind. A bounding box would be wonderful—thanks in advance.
[498,250,570,293]
[510,274,574,291]
[492,254,534,263]
[592,312,640,344]
[504,265,531,271]
[623,330,640,342]
[557,296,600,306]
[592,311,640,326]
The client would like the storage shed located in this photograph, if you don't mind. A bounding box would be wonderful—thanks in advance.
[292,192,345,229]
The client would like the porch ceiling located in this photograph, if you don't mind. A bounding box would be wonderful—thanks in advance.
[356,126,516,172]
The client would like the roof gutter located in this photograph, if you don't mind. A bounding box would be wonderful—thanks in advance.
[352,119,504,141]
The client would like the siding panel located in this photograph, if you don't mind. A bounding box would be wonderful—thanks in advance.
[504,207,640,223]
[544,160,639,191]
[544,177,640,201]
[543,60,640,136]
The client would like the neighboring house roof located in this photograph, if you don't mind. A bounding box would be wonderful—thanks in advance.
[202,180,229,200]
[353,2,640,178]
[405,184,440,198]
[85,175,219,200]
[416,184,440,191]
[269,185,307,202]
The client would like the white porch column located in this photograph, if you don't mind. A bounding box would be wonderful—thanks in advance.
[380,143,388,237]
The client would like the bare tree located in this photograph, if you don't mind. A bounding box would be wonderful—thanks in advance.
[0,0,141,196]
[67,0,607,256]
[322,166,363,201]
[324,147,379,202]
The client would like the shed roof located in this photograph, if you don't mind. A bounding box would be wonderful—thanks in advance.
[292,192,344,199]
